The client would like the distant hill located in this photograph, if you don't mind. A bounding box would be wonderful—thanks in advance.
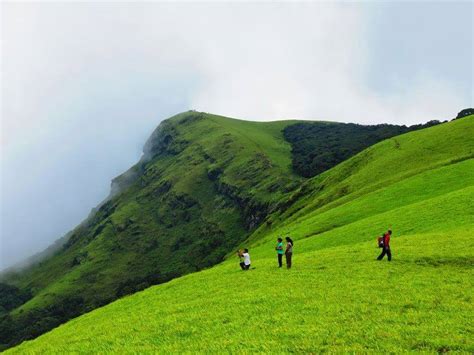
[0,111,469,351]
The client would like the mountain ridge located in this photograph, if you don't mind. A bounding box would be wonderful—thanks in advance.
[0,111,463,350]
[5,114,473,353]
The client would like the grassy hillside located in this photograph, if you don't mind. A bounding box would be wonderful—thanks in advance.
[8,115,473,353]
[252,113,474,246]
[4,110,420,349]
[283,119,440,177]
[0,112,304,348]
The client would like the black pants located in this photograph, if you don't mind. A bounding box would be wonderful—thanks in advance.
[377,247,392,261]
[277,254,283,267]
[240,262,250,270]
[286,252,292,268]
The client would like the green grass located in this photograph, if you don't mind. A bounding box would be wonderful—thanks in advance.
[8,222,473,352]
[1,111,308,350]
[6,112,300,303]
[8,116,474,353]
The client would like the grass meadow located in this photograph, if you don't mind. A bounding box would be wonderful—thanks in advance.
[8,117,474,353]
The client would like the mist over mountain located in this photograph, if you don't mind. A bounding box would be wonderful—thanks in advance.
[2,2,472,271]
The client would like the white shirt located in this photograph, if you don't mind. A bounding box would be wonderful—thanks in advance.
[243,253,251,265]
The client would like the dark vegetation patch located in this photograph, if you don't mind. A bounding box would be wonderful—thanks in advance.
[283,120,442,178]
[454,108,474,120]
[0,283,32,315]
[0,295,88,351]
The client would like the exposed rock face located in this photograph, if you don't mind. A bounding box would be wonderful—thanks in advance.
[110,113,201,199]
[142,112,202,161]
[211,179,270,231]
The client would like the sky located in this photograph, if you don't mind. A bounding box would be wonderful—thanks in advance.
[1,1,473,270]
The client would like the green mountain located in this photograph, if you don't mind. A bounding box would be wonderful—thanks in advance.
[1,111,470,352]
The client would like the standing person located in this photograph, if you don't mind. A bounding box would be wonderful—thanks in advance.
[285,237,294,269]
[242,249,251,270]
[377,230,392,261]
[275,237,284,268]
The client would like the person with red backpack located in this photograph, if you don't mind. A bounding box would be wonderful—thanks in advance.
[377,229,392,261]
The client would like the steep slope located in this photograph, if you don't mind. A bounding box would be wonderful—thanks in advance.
[0,112,304,348]
[8,116,473,353]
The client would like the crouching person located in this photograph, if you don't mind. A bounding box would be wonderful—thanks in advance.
[237,249,251,270]
[242,249,251,270]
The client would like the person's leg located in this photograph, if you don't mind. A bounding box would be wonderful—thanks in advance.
[278,254,283,267]
[287,253,292,269]
[377,248,386,260]
[240,262,245,270]
[245,264,250,270]
[387,248,392,261]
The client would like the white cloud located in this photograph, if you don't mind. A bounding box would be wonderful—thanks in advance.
[0,2,471,268]
[179,3,466,124]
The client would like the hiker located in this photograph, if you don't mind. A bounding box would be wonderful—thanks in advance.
[377,230,392,261]
[275,237,284,267]
[242,249,251,270]
[237,249,246,270]
[285,237,294,269]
